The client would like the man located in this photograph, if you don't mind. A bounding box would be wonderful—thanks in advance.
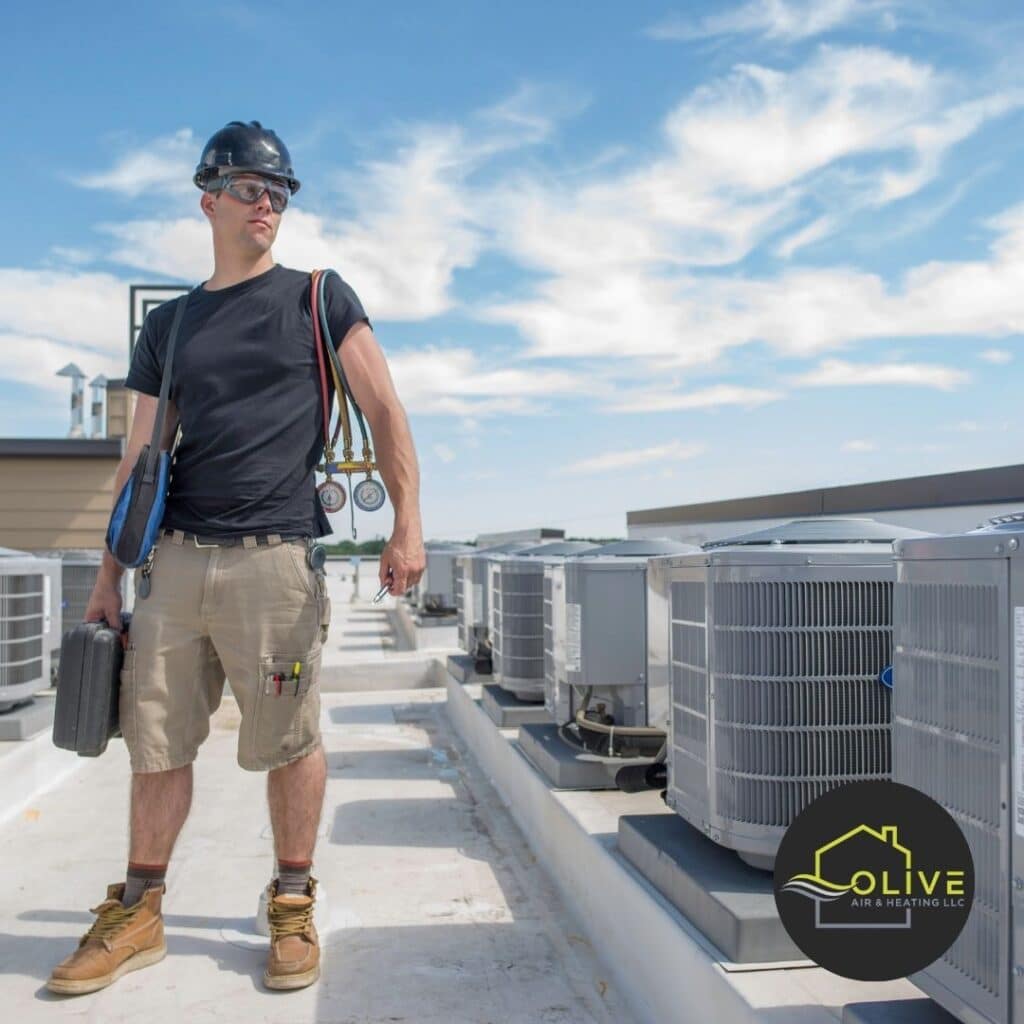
[47,121,426,995]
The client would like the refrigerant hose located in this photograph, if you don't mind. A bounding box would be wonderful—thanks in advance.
[560,685,666,758]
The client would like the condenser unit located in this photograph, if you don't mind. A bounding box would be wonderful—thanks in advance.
[421,543,473,614]
[544,562,570,722]
[558,539,698,756]
[54,550,104,625]
[455,541,534,661]
[893,513,1024,1024]
[654,518,928,871]
[489,542,597,701]
[25,553,62,683]
[0,551,54,711]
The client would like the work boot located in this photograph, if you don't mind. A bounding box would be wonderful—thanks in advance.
[47,883,166,996]
[264,876,320,990]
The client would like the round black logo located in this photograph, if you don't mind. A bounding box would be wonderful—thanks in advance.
[774,780,974,981]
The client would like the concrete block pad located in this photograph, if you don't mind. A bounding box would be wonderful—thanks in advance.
[0,696,55,741]
[447,654,488,684]
[415,612,457,627]
[481,685,550,728]
[517,722,653,790]
[842,999,958,1024]
[617,813,804,964]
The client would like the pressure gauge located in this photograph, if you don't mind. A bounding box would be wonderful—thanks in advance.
[317,479,347,513]
[353,478,386,512]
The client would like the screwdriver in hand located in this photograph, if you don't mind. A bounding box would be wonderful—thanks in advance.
[372,568,395,604]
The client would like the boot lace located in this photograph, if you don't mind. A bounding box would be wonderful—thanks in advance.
[80,900,143,949]
[268,899,315,940]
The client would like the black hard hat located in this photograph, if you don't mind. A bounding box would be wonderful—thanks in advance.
[194,120,301,194]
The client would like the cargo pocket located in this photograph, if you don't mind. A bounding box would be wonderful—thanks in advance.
[251,649,322,767]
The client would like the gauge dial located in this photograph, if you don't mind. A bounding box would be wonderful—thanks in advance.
[317,479,347,513]
[353,478,386,512]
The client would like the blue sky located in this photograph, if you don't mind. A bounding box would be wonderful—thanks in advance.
[3,1,1024,542]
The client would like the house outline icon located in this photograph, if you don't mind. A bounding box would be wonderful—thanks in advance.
[813,824,912,930]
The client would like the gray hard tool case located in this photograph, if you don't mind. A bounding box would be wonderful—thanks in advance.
[53,616,129,757]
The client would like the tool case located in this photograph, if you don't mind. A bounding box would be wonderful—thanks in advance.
[53,614,130,757]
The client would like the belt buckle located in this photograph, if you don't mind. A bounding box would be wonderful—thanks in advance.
[192,534,220,549]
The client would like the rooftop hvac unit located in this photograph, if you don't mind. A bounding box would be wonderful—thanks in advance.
[559,539,698,756]
[0,551,54,712]
[655,518,928,871]
[54,551,104,626]
[36,550,133,685]
[454,541,535,664]
[422,543,473,614]
[23,552,62,683]
[488,542,598,701]
[892,513,1024,1024]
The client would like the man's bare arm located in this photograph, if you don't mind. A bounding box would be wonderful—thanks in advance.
[337,322,425,591]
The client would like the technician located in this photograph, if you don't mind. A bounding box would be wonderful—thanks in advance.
[48,120,426,996]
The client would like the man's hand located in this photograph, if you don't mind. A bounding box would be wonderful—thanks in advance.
[84,581,129,650]
[380,527,426,597]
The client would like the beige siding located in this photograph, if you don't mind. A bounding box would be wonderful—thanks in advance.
[106,384,136,441]
[0,456,122,551]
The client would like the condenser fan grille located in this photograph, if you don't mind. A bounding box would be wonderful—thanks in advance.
[895,578,1002,1003]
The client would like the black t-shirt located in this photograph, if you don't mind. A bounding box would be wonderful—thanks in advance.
[125,263,369,539]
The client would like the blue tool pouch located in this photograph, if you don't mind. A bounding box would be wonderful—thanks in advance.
[105,289,193,569]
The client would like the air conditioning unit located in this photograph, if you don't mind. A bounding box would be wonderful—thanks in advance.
[655,518,928,871]
[892,513,1024,1024]
[39,550,133,685]
[489,542,597,701]
[559,539,698,756]
[0,550,54,712]
[455,542,535,663]
[544,562,570,722]
[55,550,104,625]
[25,552,62,684]
[422,543,473,614]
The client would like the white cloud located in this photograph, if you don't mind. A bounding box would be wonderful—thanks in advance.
[0,270,129,355]
[70,128,198,198]
[433,443,456,463]
[49,246,96,266]
[793,358,969,390]
[483,47,1021,366]
[609,384,784,413]
[980,348,1013,364]
[842,439,878,452]
[0,332,129,397]
[562,440,706,476]
[776,216,837,259]
[646,0,879,42]
[386,346,585,418]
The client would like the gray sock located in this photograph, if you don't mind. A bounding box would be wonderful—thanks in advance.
[276,859,312,897]
[124,862,166,907]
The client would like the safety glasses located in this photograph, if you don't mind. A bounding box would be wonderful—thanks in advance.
[208,175,290,213]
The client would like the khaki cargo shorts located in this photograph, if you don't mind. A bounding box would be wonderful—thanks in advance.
[119,531,332,773]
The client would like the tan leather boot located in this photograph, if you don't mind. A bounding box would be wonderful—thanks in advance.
[47,882,166,996]
[264,876,320,990]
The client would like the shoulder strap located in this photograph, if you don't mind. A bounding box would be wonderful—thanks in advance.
[142,290,192,484]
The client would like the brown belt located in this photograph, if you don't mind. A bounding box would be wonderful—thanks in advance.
[162,528,309,549]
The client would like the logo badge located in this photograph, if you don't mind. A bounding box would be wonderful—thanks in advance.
[774,780,974,981]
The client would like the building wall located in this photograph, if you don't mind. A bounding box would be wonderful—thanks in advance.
[0,455,121,551]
